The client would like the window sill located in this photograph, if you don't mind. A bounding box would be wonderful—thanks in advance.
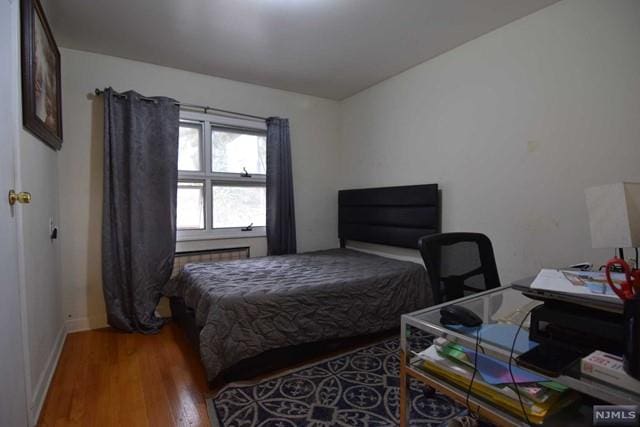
[177,229,266,242]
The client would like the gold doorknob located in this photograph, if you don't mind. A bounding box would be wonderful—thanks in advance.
[8,190,32,206]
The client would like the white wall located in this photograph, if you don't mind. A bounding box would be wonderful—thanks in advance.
[15,0,65,422]
[339,0,640,283]
[59,49,341,329]
[58,0,640,330]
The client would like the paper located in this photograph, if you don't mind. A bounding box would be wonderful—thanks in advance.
[462,349,548,385]
[530,269,624,300]
[449,324,539,353]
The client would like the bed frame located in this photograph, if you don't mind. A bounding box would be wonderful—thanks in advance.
[339,183,439,249]
[171,183,440,385]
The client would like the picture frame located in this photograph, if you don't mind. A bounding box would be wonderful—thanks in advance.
[21,0,63,150]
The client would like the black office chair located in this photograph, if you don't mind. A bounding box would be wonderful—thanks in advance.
[418,232,501,304]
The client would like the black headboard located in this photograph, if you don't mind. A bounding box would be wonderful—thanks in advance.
[338,184,439,249]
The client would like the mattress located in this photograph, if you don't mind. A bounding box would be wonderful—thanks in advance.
[163,248,432,381]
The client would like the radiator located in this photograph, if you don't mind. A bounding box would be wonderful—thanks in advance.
[171,247,250,277]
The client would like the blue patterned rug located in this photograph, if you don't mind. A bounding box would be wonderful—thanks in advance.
[208,335,464,426]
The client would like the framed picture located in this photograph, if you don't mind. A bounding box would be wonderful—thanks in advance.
[21,0,62,150]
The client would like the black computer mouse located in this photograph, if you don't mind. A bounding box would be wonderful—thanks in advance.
[440,305,483,327]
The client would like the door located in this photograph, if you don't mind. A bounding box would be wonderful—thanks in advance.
[0,0,29,426]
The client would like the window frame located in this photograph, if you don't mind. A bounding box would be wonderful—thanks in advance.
[177,110,267,241]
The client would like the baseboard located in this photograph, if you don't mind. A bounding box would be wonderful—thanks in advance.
[65,316,107,333]
[30,318,106,424]
[31,314,171,424]
[156,296,172,318]
[64,310,171,333]
[29,325,66,426]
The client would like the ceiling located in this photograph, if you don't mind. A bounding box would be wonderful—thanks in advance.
[48,0,559,100]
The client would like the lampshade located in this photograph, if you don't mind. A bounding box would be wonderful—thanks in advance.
[585,182,640,249]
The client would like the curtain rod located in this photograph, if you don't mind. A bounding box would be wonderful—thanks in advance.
[93,89,267,121]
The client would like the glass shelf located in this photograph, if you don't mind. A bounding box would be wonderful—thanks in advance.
[401,286,640,407]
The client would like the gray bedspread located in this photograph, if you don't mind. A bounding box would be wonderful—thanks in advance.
[163,248,432,381]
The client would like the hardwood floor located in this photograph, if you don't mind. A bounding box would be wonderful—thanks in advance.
[38,322,390,426]
[38,323,211,427]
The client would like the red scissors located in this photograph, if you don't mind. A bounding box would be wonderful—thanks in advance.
[605,257,640,300]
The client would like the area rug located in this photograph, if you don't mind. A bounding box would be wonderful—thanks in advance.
[208,335,464,426]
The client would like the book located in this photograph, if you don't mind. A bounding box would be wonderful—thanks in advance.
[438,341,567,394]
[417,345,578,424]
[461,348,547,385]
[511,384,553,404]
[581,351,640,395]
[501,384,554,404]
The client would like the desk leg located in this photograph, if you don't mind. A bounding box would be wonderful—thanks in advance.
[399,349,408,427]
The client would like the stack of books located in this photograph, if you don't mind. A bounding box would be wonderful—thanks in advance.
[417,339,578,424]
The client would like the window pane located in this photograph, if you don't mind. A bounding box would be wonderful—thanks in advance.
[212,128,266,175]
[177,181,204,230]
[212,185,266,228]
[178,123,202,171]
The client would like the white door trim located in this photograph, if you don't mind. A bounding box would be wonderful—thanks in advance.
[9,0,33,422]
[3,0,30,425]
[7,0,36,423]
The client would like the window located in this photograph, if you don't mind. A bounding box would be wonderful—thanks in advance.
[177,113,267,240]
[176,181,204,230]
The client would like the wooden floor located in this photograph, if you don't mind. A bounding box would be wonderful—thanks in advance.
[38,322,211,427]
[38,322,389,426]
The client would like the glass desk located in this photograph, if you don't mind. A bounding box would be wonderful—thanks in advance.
[399,286,640,426]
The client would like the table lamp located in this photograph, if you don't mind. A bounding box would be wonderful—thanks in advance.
[585,182,640,380]
[585,182,640,260]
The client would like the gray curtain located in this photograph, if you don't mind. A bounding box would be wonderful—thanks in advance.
[266,117,297,255]
[102,88,179,333]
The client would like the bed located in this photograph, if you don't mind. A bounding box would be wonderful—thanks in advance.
[165,184,440,383]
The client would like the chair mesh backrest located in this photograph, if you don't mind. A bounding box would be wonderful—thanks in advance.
[419,233,501,304]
